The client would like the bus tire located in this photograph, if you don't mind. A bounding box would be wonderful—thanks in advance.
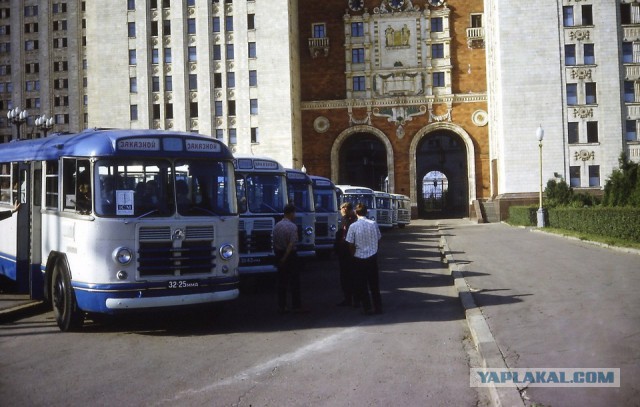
[51,260,84,332]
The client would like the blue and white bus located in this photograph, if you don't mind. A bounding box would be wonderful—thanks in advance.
[309,175,338,257]
[285,168,315,257]
[393,193,411,228]
[0,129,240,331]
[374,191,393,229]
[234,156,287,274]
[336,184,378,222]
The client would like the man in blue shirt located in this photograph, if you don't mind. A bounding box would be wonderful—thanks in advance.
[346,203,383,315]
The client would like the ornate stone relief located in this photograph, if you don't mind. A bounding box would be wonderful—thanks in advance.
[374,0,421,14]
[373,71,424,96]
[313,116,330,133]
[573,107,593,119]
[372,105,426,138]
[569,30,590,41]
[471,110,488,127]
[574,150,595,161]
[570,68,592,80]
[348,110,371,126]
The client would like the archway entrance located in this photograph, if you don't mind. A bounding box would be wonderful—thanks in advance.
[339,133,388,191]
[416,131,468,218]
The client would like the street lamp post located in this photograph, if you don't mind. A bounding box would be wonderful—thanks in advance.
[35,115,55,137]
[536,125,545,227]
[7,107,29,141]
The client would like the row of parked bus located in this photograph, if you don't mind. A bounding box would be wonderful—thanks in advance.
[0,129,409,331]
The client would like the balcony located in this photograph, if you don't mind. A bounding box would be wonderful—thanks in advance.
[308,37,330,58]
[466,27,485,49]
[625,64,640,81]
[627,104,640,120]
[623,26,640,42]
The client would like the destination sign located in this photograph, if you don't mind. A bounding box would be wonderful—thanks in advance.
[253,160,279,170]
[117,138,161,151]
[314,180,332,187]
[186,139,221,152]
[287,171,307,180]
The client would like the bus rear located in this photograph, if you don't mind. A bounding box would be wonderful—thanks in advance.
[395,194,411,228]
[234,156,287,274]
[309,175,338,257]
[285,169,315,257]
[0,129,240,331]
[374,191,393,229]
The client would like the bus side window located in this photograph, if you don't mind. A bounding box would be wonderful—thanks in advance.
[0,162,10,204]
[45,161,59,209]
[63,158,92,214]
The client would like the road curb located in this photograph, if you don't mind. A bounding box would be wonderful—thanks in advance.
[439,231,525,407]
[0,300,46,324]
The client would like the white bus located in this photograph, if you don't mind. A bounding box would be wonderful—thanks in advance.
[393,194,411,228]
[374,191,393,229]
[234,156,287,274]
[0,129,240,331]
[285,168,315,257]
[309,175,338,257]
[335,185,378,223]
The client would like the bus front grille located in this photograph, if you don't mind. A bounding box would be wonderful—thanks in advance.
[238,230,272,254]
[137,226,216,277]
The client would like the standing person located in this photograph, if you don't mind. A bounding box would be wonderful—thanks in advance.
[346,203,383,315]
[334,202,357,306]
[273,203,305,314]
[0,202,20,221]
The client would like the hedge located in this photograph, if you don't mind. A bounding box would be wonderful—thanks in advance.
[508,206,640,242]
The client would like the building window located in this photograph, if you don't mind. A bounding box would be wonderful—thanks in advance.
[582,5,593,25]
[189,74,197,90]
[188,46,197,62]
[214,101,223,116]
[226,44,234,60]
[152,76,160,92]
[213,45,221,60]
[164,48,172,63]
[621,4,633,25]
[568,122,579,144]
[351,22,364,37]
[250,99,258,115]
[166,103,173,119]
[190,102,198,118]
[313,23,326,38]
[626,120,637,141]
[431,17,443,32]
[249,70,257,86]
[625,81,635,103]
[128,22,136,37]
[565,44,576,65]
[584,44,595,65]
[163,20,171,35]
[225,16,233,31]
[130,105,138,121]
[151,21,159,36]
[25,39,40,50]
[187,18,196,34]
[353,76,365,91]
[228,100,236,116]
[623,42,634,63]
[248,42,256,58]
[227,72,235,88]
[129,49,137,65]
[585,82,597,104]
[569,166,580,187]
[164,76,172,92]
[566,83,578,105]
[588,165,599,187]
[432,43,444,59]
[162,0,171,8]
[128,0,135,11]
[215,129,224,141]
[586,121,598,143]
[563,6,574,27]
[248,13,255,30]
[214,73,222,88]
[213,17,220,32]
[433,72,445,87]
[152,49,159,64]
[229,129,237,145]
[130,77,137,93]
[251,127,258,143]
[352,48,364,63]
[153,104,161,120]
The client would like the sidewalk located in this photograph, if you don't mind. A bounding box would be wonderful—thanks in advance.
[0,291,44,323]
[440,220,640,407]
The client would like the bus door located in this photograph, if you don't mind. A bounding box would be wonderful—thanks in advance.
[14,163,31,294]
[29,162,43,299]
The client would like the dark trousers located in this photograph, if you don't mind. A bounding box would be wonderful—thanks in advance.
[275,250,300,310]
[353,254,382,312]
[337,252,355,304]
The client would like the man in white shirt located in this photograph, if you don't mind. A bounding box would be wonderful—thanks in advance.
[345,203,383,315]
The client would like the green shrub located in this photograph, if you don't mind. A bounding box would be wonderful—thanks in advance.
[507,206,537,226]
[547,207,640,242]
[603,154,640,207]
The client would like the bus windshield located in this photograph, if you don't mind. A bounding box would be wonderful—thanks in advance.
[342,193,374,209]
[95,159,236,217]
[236,173,287,214]
[376,197,392,209]
[313,189,337,212]
[287,181,314,212]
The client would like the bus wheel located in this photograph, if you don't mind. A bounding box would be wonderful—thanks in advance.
[51,260,84,332]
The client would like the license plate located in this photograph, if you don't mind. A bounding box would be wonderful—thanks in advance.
[167,280,199,289]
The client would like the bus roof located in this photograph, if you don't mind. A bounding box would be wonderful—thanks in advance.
[309,175,335,188]
[285,168,311,183]
[335,185,374,194]
[374,191,392,198]
[233,155,285,172]
[0,128,234,161]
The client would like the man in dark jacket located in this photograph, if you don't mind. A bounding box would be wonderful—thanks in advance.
[334,202,357,306]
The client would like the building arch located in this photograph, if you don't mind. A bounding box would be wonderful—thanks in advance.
[331,125,395,192]
[410,122,477,216]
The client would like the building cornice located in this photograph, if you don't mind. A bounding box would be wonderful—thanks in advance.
[301,93,487,110]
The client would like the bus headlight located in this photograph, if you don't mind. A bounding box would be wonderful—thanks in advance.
[113,247,133,265]
[219,244,235,260]
[369,216,376,221]
[304,226,314,236]
[329,224,337,232]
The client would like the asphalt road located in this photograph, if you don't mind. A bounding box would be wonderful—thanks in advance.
[0,221,486,406]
